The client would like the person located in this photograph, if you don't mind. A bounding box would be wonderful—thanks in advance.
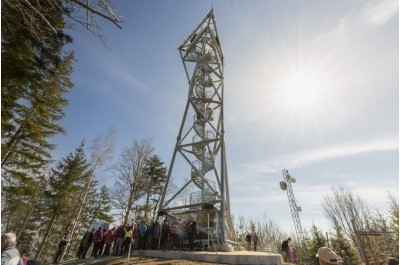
[143,223,150,250]
[123,226,133,253]
[98,228,107,256]
[177,218,185,250]
[316,247,338,265]
[246,233,252,251]
[79,229,93,259]
[160,220,170,250]
[169,222,179,250]
[133,224,140,249]
[53,231,69,264]
[1,232,22,265]
[291,246,299,263]
[281,237,292,262]
[152,222,160,250]
[139,221,147,249]
[340,250,349,265]
[112,225,125,256]
[146,222,153,250]
[388,257,399,265]
[102,227,115,256]
[252,234,258,251]
[186,217,197,251]
[92,227,103,258]
[22,254,29,265]
[76,236,85,259]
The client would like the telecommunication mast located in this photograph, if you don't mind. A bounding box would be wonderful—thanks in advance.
[280,169,308,260]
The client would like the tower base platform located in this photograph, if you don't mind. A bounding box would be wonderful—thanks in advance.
[138,249,284,265]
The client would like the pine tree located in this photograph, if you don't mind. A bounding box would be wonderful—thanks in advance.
[84,185,114,226]
[2,0,74,174]
[143,155,167,220]
[34,142,90,261]
[307,224,327,265]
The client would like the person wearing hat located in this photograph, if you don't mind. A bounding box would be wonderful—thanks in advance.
[316,247,339,265]
[340,250,349,265]
[388,257,399,265]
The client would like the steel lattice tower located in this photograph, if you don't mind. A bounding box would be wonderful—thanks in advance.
[281,169,308,260]
[158,9,235,245]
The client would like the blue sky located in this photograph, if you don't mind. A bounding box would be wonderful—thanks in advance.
[53,0,399,235]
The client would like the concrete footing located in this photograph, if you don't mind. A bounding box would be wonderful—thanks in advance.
[216,244,234,252]
[139,249,284,265]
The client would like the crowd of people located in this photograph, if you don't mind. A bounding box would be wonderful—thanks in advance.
[2,229,399,265]
[75,217,199,260]
[245,233,259,251]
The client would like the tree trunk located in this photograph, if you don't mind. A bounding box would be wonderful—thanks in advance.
[144,180,152,219]
[123,182,136,226]
[16,188,44,238]
[35,212,57,260]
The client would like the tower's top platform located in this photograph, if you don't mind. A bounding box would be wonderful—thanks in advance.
[178,9,223,61]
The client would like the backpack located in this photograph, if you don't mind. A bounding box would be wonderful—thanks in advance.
[93,229,102,242]
[246,234,251,242]
[186,224,193,233]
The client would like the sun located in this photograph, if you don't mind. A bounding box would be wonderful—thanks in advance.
[280,72,321,106]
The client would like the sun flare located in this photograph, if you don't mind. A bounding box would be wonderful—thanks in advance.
[281,73,321,106]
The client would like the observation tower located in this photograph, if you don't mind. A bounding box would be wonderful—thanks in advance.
[158,9,236,247]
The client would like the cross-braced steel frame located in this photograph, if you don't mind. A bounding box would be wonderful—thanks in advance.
[158,9,235,244]
[282,169,309,260]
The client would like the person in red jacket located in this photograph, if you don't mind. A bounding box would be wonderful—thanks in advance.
[92,227,103,258]
[102,227,115,256]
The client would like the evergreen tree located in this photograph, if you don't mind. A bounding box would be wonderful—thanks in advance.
[86,185,114,225]
[34,142,90,261]
[143,155,167,220]
[2,3,75,243]
[330,229,357,265]
[2,0,74,173]
[307,224,327,265]
[388,193,399,243]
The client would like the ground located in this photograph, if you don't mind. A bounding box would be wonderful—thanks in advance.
[83,256,223,265]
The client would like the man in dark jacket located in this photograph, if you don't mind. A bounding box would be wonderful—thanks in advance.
[281,237,292,262]
[112,225,126,256]
[53,231,70,264]
[160,220,170,250]
[1,232,22,265]
[186,218,197,251]
[246,234,252,251]
[79,229,94,259]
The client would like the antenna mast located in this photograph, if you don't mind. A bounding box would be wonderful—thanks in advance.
[280,169,308,260]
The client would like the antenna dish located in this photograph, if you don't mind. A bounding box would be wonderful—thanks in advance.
[280,181,287,190]
[291,178,296,183]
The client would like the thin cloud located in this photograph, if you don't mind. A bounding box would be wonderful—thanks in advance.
[338,0,398,35]
[236,136,398,174]
[361,0,399,26]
